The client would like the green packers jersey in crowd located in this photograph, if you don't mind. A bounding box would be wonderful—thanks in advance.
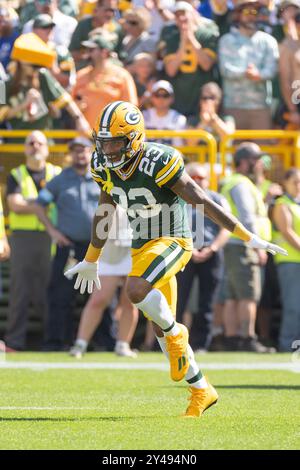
[160,19,219,117]
[3,68,70,132]
[91,142,192,249]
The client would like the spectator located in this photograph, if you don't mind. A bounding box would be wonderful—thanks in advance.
[143,79,187,146]
[162,1,219,119]
[1,33,90,133]
[211,0,274,36]
[0,6,19,71]
[0,188,9,334]
[120,8,157,66]
[133,0,175,42]
[69,0,122,69]
[5,131,61,351]
[221,142,272,352]
[188,81,235,141]
[218,0,279,130]
[0,188,9,262]
[70,206,138,358]
[32,137,100,351]
[23,0,77,48]
[254,154,283,203]
[272,168,300,351]
[278,11,300,129]
[176,163,230,351]
[20,0,78,25]
[131,52,157,109]
[273,0,300,42]
[32,14,76,90]
[72,35,138,129]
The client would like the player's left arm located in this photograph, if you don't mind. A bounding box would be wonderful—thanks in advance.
[171,171,287,256]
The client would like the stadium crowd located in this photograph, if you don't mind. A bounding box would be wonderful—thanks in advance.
[0,0,300,354]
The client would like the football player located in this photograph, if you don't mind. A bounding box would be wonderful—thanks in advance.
[65,100,287,417]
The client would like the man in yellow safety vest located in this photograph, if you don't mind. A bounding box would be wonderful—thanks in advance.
[5,130,61,351]
[221,142,273,352]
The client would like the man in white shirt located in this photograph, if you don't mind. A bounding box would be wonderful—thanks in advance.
[143,79,187,146]
[22,0,77,47]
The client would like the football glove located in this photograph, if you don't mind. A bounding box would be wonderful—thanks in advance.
[247,234,288,256]
[64,260,101,294]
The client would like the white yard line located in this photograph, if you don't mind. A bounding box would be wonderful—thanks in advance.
[0,361,299,372]
[0,406,102,410]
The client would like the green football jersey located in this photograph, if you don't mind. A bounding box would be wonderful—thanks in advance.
[91,142,192,249]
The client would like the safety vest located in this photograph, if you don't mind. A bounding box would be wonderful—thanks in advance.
[221,173,272,241]
[273,194,300,264]
[258,179,272,200]
[9,163,61,232]
[0,189,5,239]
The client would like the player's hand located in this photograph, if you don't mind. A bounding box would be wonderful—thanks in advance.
[247,234,288,256]
[64,260,101,294]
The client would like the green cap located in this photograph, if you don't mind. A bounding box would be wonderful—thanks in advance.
[33,14,55,29]
[260,154,272,170]
[81,35,114,51]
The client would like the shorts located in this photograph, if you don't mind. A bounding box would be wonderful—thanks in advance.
[98,246,132,277]
[129,237,193,315]
[224,244,261,302]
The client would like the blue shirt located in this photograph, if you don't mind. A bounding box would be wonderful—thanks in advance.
[37,167,99,242]
[0,30,19,70]
[191,190,230,249]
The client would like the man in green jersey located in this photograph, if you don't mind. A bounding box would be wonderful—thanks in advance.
[65,100,286,418]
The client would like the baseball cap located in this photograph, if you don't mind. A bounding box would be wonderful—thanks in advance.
[68,137,93,150]
[173,1,194,13]
[260,154,272,170]
[233,0,262,11]
[151,80,174,95]
[81,35,114,51]
[234,143,264,166]
[33,14,55,29]
[35,0,53,5]
[278,0,300,10]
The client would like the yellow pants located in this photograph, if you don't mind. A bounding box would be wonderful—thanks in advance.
[129,237,192,316]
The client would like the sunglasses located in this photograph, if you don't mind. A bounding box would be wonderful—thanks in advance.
[153,92,171,99]
[201,95,217,101]
[27,141,46,146]
[104,7,116,13]
[241,8,259,15]
[126,19,139,26]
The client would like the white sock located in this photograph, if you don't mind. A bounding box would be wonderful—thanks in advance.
[115,341,129,350]
[155,336,208,389]
[75,339,87,351]
[135,289,180,334]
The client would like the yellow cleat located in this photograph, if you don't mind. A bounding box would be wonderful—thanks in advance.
[184,380,219,418]
[165,323,189,382]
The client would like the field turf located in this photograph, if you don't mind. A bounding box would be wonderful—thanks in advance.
[0,352,299,450]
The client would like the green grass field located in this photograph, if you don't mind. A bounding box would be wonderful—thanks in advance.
[1,352,299,450]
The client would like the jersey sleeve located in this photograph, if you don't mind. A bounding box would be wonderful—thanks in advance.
[154,148,185,189]
[39,68,71,109]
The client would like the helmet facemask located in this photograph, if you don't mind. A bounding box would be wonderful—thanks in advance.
[93,129,140,170]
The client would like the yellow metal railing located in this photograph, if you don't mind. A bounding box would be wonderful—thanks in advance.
[0,129,218,189]
[145,129,218,190]
[219,130,300,177]
[1,128,300,189]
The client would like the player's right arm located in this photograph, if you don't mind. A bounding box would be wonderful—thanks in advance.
[64,190,116,294]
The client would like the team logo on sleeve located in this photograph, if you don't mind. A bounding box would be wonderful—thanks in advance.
[125,111,141,125]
